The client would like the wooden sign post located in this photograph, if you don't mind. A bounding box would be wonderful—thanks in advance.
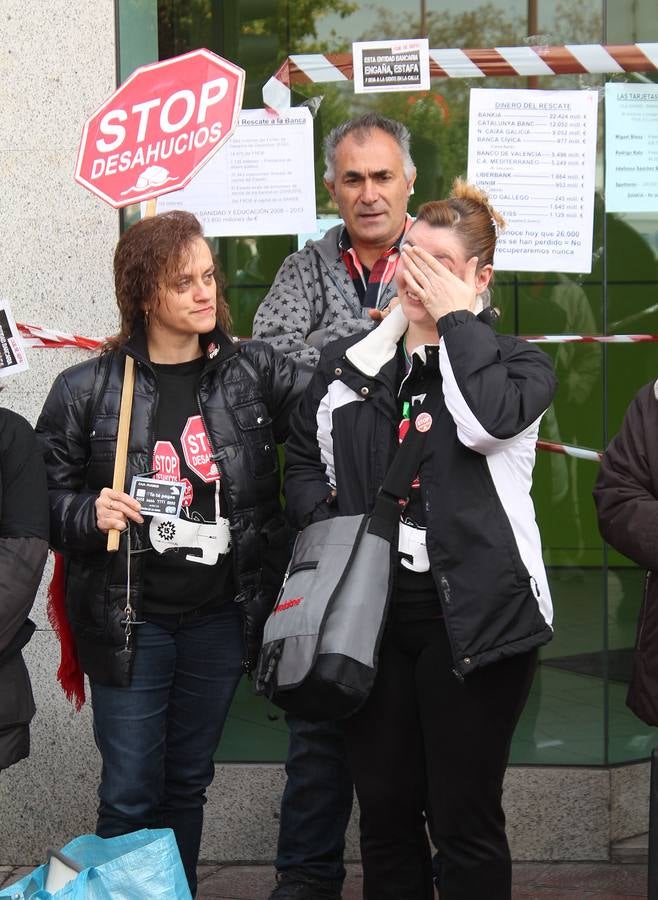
[107,356,136,551]
[106,198,157,551]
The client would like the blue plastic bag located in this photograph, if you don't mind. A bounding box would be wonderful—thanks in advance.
[0,828,192,899]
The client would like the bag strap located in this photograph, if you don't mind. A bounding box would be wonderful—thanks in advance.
[369,386,441,535]
[85,351,113,439]
[381,386,439,500]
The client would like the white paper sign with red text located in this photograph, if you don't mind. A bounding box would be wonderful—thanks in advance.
[0,298,29,378]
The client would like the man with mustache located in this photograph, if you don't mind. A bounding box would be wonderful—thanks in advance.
[254,113,416,367]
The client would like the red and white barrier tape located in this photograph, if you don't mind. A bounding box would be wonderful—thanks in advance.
[16,323,615,462]
[537,440,602,462]
[263,42,658,111]
[524,334,658,343]
[19,323,658,349]
[17,323,102,352]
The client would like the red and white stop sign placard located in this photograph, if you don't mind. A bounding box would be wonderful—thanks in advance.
[74,48,245,208]
[181,416,220,483]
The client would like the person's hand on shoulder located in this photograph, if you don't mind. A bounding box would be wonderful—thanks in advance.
[368,296,400,323]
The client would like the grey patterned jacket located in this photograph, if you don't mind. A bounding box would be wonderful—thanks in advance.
[252,224,398,366]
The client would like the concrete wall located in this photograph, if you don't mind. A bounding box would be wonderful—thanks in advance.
[196,761,653,865]
[0,0,653,870]
[0,0,118,860]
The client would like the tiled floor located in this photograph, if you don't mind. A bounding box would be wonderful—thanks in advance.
[0,861,650,899]
[197,860,652,899]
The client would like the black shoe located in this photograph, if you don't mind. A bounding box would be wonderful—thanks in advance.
[268,872,342,900]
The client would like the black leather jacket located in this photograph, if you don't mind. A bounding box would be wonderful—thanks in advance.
[36,324,307,686]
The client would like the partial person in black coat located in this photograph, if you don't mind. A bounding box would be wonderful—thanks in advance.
[594,380,658,726]
[0,406,49,771]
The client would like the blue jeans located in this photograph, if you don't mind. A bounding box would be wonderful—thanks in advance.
[90,604,243,897]
[276,715,354,883]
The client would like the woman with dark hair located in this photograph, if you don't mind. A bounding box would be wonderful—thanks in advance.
[37,211,305,895]
[284,181,556,900]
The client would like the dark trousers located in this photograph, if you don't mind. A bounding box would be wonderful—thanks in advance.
[276,714,354,883]
[343,611,537,900]
[90,603,243,897]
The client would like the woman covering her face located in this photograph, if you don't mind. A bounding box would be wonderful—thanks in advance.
[283,180,557,900]
[36,211,306,896]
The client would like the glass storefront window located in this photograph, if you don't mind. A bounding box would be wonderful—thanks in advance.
[117,0,658,765]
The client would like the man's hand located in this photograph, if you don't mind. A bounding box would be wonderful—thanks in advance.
[368,296,400,323]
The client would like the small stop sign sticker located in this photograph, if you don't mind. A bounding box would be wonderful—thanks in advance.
[153,440,181,482]
[74,48,245,208]
[181,477,194,508]
[181,416,220,483]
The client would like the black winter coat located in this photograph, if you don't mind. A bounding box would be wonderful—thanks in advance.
[0,409,49,770]
[285,309,557,676]
[593,380,658,725]
[36,325,307,686]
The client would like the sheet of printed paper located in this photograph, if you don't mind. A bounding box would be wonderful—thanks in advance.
[152,108,316,236]
[0,298,29,378]
[467,89,599,273]
[353,39,430,94]
[297,218,343,250]
[605,82,658,213]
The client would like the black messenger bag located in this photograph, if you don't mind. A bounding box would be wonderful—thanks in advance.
[255,394,434,721]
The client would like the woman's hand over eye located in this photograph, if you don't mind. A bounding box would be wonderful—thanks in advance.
[400,245,478,323]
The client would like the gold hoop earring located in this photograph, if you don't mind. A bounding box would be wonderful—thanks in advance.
[144,309,150,328]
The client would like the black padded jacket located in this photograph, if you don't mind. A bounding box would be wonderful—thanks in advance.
[36,324,308,686]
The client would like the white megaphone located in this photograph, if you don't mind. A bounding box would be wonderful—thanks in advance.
[149,514,231,566]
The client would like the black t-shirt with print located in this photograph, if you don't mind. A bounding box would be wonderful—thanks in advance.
[142,357,234,614]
